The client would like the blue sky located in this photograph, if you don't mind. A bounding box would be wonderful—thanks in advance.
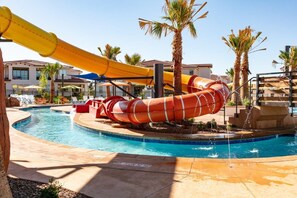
[0,0,297,75]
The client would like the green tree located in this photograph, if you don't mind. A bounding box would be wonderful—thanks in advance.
[278,47,297,72]
[225,68,234,83]
[241,26,266,100]
[222,29,247,103]
[139,0,208,95]
[40,62,63,103]
[98,44,121,97]
[98,44,121,61]
[124,53,142,65]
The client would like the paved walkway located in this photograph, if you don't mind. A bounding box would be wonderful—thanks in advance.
[7,106,297,197]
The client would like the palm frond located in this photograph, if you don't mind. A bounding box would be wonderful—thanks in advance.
[188,22,197,37]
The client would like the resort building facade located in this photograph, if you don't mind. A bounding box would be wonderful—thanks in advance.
[4,60,89,96]
[140,60,213,79]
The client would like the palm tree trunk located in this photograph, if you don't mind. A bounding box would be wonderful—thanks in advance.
[50,79,55,103]
[241,52,249,101]
[231,54,241,104]
[0,49,10,172]
[172,31,183,95]
[0,146,12,197]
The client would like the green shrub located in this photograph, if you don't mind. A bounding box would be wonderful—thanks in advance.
[42,92,50,100]
[40,178,62,198]
[242,97,251,107]
[196,121,206,131]
[226,100,235,106]
[226,124,233,131]
[206,119,217,129]
[186,118,194,124]
[53,97,60,104]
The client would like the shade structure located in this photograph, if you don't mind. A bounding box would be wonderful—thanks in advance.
[98,82,130,87]
[72,73,103,81]
[61,85,81,89]
[24,85,43,89]
[61,85,81,97]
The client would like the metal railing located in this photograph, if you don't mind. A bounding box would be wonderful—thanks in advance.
[225,77,256,119]
[224,71,297,124]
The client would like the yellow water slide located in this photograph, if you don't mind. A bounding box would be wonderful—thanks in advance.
[0,6,229,124]
[0,6,190,90]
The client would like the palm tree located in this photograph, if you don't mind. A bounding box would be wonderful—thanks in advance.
[225,68,234,83]
[0,147,12,197]
[40,62,63,103]
[222,29,247,103]
[124,53,142,65]
[241,26,267,100]
[98,44,121,97]
[278,47,297,72]
[98,44,121,61]
[0,49,10,173]
[139,0,208,95]
[0,49,13,197]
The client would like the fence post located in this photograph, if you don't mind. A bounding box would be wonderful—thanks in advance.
[256,74,260,106]
[249,78,252,108]
[289,71,293,108]
[235,93,238,118]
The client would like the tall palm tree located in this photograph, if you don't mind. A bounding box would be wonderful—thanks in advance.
[40,62,63,103]
[98,44,121,97]
[0,49,13,197]
[98,44,121,61]
[278,47,297,72]
[241,26,267,100]
[139,0,208,95]
[222,29,247,103]
[124,53,142,65]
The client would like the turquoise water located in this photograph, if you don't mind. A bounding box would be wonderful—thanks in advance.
[13,108,297,158]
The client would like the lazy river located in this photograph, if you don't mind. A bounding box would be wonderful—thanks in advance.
[13,107,297,159]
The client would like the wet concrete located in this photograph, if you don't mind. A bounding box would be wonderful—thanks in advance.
[6,106,297,197]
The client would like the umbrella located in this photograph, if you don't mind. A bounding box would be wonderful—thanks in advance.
[61,85,81,97]
[61,85,81,89]
[24,85,43,94]
[24,85,43,89]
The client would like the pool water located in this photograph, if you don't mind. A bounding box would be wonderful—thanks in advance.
[13,108,297,158]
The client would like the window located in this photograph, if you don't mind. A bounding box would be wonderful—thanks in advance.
[12,67,29,80]
[36,68,42,80]
[189,70,194,75]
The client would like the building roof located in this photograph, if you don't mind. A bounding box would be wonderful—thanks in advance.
[3,59,79,71]
[5,59,50,66]
[140,60,212,69]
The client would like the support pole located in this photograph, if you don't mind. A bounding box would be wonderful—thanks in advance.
[94,80,97,98]
[153,64,164,98]
[61,74,64,96]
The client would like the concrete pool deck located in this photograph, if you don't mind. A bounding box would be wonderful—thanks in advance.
[7,106,297,197]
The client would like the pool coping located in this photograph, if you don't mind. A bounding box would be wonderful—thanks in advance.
[10,105,297,162]
[7,106,297,197]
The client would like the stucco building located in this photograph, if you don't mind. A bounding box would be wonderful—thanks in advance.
[140,60,213,79]
[4,60,89,96]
